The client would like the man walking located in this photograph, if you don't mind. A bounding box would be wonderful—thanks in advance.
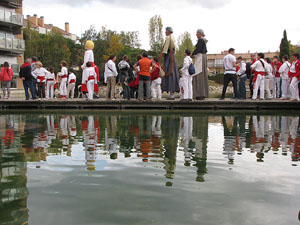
[220,48,238,100]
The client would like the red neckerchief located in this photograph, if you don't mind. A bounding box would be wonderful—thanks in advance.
[22,63,30,68]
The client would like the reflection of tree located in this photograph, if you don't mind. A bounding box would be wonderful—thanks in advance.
[192,116,208,182]
[0,145,29,224]
[161,115,180,185]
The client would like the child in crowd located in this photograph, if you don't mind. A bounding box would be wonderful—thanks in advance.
[179,49,193,101]
[84,62,97,100]
[150,57,162,100]
[67,68,76,99]
[31,61,48,100]
[58,61,68,99]
[46,66,56,99]
[264,58,273,99]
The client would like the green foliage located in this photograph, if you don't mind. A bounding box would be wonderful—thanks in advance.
[280,30,290,60]
[208,73,224,84]
[149,15,163,55]
[23,23,82,72]
[176,32,194,68]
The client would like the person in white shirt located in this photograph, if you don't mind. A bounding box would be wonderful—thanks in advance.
[46,66,56,99]
[57,61,68,99]
[31,61,48,100]
[264,58,273,99]
[84,62,97,100]
[179,49,193,100]
[251,53,267,100]
[221,48,238,100]
[278,55,291,100]
[67,68,76,99]
[236,56,247,100]
[104,55,118,100]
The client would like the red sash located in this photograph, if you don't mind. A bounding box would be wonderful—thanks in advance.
[255,71,265,76]
[61,75,67,79]
[70,79,76,84]
[47,79,54,82]
[88,76,95,81]
[37,76,45,85]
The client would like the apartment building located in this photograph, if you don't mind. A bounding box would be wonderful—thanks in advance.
[0,0,25,88]
[25,14,78,42]
[208,51,278,74]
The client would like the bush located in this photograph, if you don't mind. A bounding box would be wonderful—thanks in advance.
[208,74,224,84]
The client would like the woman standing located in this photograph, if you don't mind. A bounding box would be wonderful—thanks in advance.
[192,29,209,100]
[0,62,13,99]
[160,27,180,100]
[31,61,48,100]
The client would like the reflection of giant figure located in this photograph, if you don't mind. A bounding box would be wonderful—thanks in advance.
[161,115,180,185]
[193,115,208,182]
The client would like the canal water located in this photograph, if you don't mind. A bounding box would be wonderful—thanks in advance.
[0,112,300,225]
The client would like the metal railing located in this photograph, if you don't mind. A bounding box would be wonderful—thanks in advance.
[0,36,25,51]
[0,9,24,26]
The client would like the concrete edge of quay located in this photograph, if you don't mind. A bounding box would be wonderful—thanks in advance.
[0,99,299,111]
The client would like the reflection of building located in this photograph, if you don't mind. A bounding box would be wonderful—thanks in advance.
[25,14,78,42]
[208,51,278,74]
[0,0,25,89]
[0,115,29,224]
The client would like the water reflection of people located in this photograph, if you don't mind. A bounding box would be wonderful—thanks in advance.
[192,115,208,182]
[82,116,98,171]
[161,115,180,186]
[222,116,238,164]
[137,115,152,162]
[105,116,118,160]
[179,117,193,165]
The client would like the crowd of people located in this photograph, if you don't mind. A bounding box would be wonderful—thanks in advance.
[221,49,300,101]
[14,27,209,101]
[1,26,300,102]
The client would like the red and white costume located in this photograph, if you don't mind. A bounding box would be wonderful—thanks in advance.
[81,48,99,94]
[58,67,68,98]
[251,59,267,100]
[67,73,76,99]
[46,72,56,99]
[83,67,97,100]
[289,59,300,101]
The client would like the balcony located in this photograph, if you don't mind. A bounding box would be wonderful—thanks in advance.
[0,9,24,28]
[0,0,22,9]
[0,33,25,54]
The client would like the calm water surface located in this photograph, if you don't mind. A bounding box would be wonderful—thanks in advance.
[0,112,300,225]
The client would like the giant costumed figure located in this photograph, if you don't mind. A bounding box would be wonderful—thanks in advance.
[81,40,99,97]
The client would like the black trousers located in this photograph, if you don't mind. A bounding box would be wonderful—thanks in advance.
[221,74,238,99]
[37,82,46,98]
[249,75,254,98]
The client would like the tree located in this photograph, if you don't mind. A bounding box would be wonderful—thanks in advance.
[280,30,290,60]
[104,34,124,61]
[149,15,163,55]
[176,32,194,68]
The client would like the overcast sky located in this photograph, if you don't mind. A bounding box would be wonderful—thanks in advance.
[23,0,300,54]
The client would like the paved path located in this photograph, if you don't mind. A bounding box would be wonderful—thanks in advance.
[0,98,299,111]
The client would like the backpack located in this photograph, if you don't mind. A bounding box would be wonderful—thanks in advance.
[188,63,195,75]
